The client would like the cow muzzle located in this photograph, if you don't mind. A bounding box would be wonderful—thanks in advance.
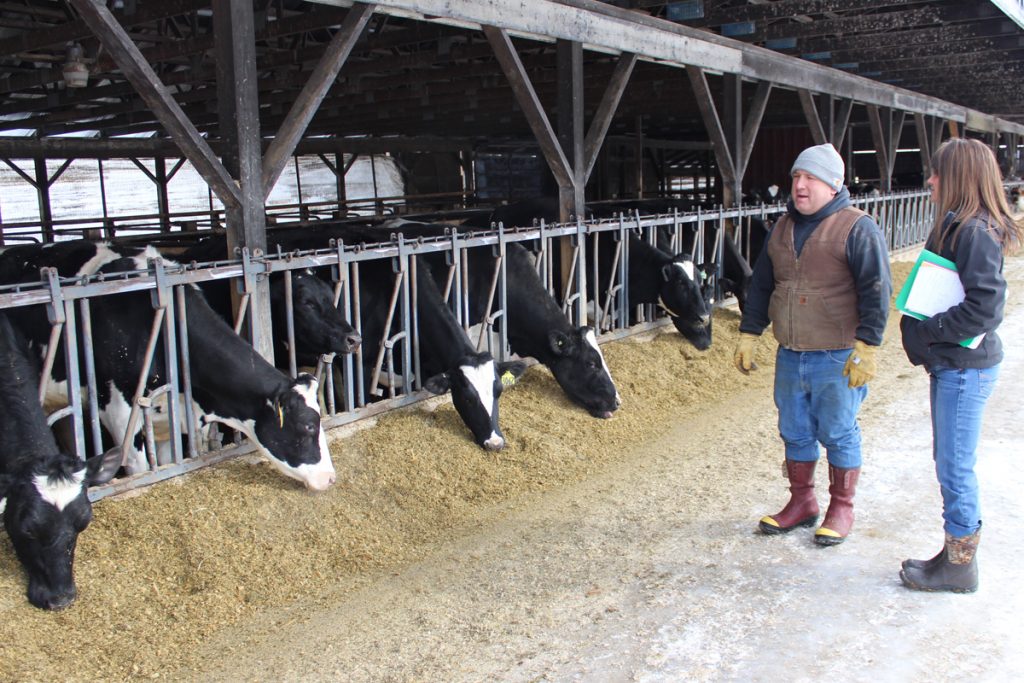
[304,470,337,492]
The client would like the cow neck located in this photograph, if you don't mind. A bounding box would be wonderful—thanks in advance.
[413,262,474,373]
[0,314,63,476]
[502,243,570,365]
[626,235,670,303]
[182,287,289,416]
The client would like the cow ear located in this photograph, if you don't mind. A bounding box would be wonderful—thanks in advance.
[271,397,286,428]
[548,330,571,357]
[423,373,451,395]
[497,360,527,386]
[85,446,123,487]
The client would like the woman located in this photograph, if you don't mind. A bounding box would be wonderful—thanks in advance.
[899,137,1022,593]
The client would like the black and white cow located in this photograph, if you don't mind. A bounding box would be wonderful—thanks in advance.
[481,200,712,348]
[655,217,765,315]
[375,220,621,418]
[1010,187,1024,214]
[0,241,336,491]
[353,248,525,449]
[220,224,528,449]
[596,231,712,350]
[180,236,361,369]
[0,311,121,610]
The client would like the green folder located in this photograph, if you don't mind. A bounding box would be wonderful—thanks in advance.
[895,249,982,349]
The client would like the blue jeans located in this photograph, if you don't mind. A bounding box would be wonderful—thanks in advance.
[928,364,1000,537]
[774,347,867,469]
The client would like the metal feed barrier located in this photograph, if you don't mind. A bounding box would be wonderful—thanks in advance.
[0,190,934,500]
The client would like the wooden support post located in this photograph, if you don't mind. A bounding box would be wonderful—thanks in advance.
[155,156,171,233]
[722,73,742,207]
[915,113,932,182]
[1009,134,1020,178]
[831,98,854,151]
[867,105,904,193]
[213,0,273,361]
[34,158,54,242]
[798,89,828,146]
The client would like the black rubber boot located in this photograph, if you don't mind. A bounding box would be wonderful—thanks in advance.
[900,530,980,593]
[901,548,944,572]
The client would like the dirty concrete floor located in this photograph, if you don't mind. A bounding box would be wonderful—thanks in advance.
[183,265,1024,682]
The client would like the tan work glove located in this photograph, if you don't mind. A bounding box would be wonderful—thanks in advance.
[733,332,760,375]
[843,339,878,388]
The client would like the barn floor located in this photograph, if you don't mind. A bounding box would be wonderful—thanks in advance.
[187,257,1024,681]
[2,257,1022,681]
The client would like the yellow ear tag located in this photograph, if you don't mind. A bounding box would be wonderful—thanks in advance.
[500,371,517,387]
[277,404,284,428]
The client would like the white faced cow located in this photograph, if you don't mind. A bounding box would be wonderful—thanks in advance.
[0,311,121,610]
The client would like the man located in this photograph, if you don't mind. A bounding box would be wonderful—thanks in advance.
[734,143,892,546]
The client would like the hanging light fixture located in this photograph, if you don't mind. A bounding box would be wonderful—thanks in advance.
[62,43,89,88]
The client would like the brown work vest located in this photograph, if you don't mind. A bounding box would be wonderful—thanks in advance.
[766,206,867,351]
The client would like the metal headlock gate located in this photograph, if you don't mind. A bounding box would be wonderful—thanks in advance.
[0,190,934,501]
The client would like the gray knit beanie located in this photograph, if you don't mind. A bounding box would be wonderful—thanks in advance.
[791,143,845,192]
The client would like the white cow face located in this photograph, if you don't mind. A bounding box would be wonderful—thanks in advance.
[253,374,336,491]
[2,448,119,610]
[423,352,527,450]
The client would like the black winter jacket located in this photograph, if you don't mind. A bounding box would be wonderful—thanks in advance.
[900,212,1007,369]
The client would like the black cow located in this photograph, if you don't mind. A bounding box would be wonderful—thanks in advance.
[849,181,881,197]
[0,239,143,283]
[0,242,337,491]
[595,231,712,350]
[232,225,528,448]
[743,184,788,205]
[180,236,361,369]
[351,247,525,449]
[0,311,121,610]
[489,200,714,343]
[376,220,621,419]
[1010,187,1024,214]
[462,197,589,230]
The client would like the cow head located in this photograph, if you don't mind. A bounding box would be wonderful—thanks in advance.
[1,447,120,610]
[424,352,527,450]
[253,373,336,491]
[546,326,620,418]
[271,269,361,367]
[659,254,713,351]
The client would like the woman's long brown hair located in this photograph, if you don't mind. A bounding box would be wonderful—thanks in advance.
[929,137,1023,256]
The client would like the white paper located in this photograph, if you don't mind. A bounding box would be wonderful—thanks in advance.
[904,259,985,349]
[904,260,966,317]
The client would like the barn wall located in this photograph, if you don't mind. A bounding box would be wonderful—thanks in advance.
[743,126,815,198]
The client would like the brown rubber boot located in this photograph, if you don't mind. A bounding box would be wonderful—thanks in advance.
[900,530,980,593]
[759,459,819,534]
[814,465,860,546]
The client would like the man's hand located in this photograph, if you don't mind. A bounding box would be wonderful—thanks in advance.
[733,333,760,375]
[843,340,878,388]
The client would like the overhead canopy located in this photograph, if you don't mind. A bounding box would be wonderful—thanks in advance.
[0,0,1020,153]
